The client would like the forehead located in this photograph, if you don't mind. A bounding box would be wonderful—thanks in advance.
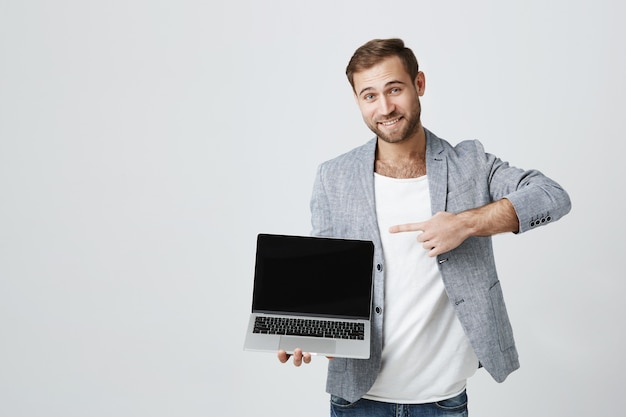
[352,56,412,94]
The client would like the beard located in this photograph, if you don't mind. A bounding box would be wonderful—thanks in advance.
[366,98,421,144]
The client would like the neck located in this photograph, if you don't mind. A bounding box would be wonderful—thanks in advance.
[376,125,426,162]
[375,125,427,178]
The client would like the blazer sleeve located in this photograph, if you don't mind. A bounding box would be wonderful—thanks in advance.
[310,163,333,238]
[475,140,572,233]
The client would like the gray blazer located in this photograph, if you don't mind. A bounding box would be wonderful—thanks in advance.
[311,128,571,403]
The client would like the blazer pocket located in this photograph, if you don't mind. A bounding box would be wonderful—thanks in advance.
[489,281,515,351]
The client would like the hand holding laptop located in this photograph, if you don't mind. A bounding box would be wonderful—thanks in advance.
[277,348,312,366]
[277,348,334,366]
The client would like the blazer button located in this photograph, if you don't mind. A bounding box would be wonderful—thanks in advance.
[375,306,382,314]
[376,263,383,272]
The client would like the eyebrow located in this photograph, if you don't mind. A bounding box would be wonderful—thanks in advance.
[358,80,407,97]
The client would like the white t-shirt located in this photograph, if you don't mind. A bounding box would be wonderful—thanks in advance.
[363,173,478,404]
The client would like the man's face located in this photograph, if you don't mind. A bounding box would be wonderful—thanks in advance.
[352,56,425,144]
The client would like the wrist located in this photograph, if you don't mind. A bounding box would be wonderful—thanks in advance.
[456,210,479,238]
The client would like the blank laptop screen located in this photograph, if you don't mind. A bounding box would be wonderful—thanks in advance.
[252,234,374,319]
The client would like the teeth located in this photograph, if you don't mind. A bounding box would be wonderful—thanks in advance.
[380,118,399,126]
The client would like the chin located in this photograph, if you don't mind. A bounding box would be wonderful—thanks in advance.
[377,134,409,144]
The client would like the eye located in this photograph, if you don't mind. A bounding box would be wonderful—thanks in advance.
[364,93,375,101]
[389,87,401,95]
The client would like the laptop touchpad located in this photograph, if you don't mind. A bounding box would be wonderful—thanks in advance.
[279,336,336,355]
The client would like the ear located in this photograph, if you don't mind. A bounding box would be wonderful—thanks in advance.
[414,71,426,96]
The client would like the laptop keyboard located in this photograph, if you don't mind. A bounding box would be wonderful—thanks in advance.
[253,316,365,340]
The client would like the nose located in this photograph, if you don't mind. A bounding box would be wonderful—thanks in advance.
[378,95,395,116]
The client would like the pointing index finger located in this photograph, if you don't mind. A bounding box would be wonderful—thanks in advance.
[389,222,424,234]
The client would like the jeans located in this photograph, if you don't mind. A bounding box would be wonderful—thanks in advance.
[330,390,468,417]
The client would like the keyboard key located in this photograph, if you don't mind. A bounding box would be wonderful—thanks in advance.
[253,317,364,340]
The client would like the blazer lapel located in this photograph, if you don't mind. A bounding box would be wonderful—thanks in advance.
[357,138,382,242]
[425,129,448,214]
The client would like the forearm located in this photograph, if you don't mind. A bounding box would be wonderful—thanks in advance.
[457,198,519,237]
[390,198,520,257]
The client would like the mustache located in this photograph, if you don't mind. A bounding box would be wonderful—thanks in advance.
[375,112,402,123]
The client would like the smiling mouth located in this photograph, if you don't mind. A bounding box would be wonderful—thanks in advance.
[378,117,401,127]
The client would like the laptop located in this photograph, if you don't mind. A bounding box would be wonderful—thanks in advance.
[244,233,375,359]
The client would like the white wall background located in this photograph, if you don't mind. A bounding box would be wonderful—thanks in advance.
[1,1,624,416]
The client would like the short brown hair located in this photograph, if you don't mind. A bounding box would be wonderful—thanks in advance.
[346,38,419,91]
